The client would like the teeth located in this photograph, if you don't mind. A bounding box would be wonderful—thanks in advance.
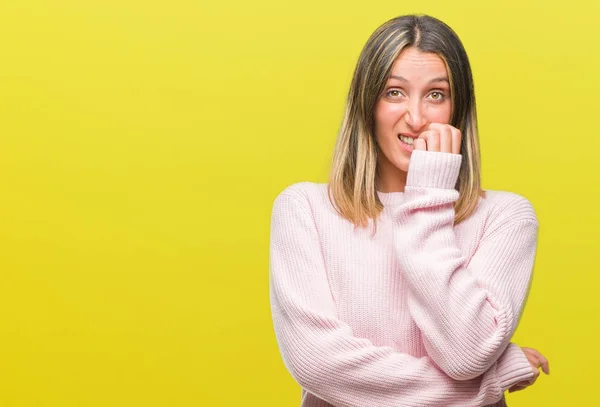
[399,135,414,145]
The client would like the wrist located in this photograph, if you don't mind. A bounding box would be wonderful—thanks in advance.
[406,150,462,190]
[495,343,536,392]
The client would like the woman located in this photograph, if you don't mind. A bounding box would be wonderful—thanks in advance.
[269,14,549,407]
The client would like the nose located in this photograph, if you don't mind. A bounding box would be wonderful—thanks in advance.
[404,100,427,132]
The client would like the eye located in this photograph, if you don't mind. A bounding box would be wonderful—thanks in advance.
[428,91,446,102]
[385,89,404,99]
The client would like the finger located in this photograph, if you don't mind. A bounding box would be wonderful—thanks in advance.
[528,360,540,380]
[420,130,440,152]
[416,131,434,151]
[534,352,550,375]
[522,348,541,368]
[440,126,452,153]
[529,370,539,382]
[428,123,454,154]
[509,375,539,393]
[508,383,529,393]
[450,126,461,155]
[414,138,427,151]
[534,354,550,375]
[521,377,537,387]
[523,368,539,386]
[508,384,528,393]
[523,348,550,375]
[541,360,550,375]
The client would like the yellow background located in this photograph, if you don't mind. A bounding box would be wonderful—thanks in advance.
[1,0,598,405]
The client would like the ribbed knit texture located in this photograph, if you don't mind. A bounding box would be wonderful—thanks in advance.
[269,150,538,407]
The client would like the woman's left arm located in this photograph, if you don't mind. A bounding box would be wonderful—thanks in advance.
[394,150,539,382]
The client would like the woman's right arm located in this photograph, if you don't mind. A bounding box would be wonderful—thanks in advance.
[269,188,535,407]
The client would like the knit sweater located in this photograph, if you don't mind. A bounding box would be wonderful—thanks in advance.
[269,150,539,407]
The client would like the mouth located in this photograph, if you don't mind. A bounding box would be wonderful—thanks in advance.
[398,134,416,152]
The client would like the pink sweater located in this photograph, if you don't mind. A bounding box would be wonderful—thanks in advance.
[269,150,538,407]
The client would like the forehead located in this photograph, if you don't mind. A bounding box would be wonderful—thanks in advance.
[389,47,448,80]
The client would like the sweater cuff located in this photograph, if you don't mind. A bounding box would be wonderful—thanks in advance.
[406,150,462,190]
[495,343,536,391]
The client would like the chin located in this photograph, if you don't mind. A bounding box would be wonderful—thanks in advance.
[393,159,410,173]
[378,148,410,174]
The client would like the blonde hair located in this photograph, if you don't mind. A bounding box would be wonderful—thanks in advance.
[328,14,484,229]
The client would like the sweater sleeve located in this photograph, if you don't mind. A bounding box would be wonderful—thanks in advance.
[269,187,534,407]
[393,150,539,381]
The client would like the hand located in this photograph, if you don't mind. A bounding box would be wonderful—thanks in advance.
[414,123,461,154]
[508,347,550,393]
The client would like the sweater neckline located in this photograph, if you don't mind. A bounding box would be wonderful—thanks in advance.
[377,190,405,206]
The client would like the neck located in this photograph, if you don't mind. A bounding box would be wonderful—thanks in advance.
[376,161,407,193]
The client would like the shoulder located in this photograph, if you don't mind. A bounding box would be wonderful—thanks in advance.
[269,182,333,238]
[478,189,539,229]
[275,182,328,202]
[271,182,330,216]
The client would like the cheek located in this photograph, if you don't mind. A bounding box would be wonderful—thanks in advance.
[375,103,406,129]
[425,104,452,124]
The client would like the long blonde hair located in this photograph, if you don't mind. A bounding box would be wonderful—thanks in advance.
[328,14,484,229]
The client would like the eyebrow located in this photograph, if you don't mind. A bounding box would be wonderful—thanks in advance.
[389,75,449,84]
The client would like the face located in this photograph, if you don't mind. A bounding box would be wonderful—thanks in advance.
[374,47,452,186]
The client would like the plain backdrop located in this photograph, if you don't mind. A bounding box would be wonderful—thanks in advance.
[1,0,599,405]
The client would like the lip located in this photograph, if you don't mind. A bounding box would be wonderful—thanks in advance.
[398,134,416,153]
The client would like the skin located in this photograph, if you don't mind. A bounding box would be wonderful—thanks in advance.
[509,347,550,393]
[374,46,456,192]
[374,47,550,391]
